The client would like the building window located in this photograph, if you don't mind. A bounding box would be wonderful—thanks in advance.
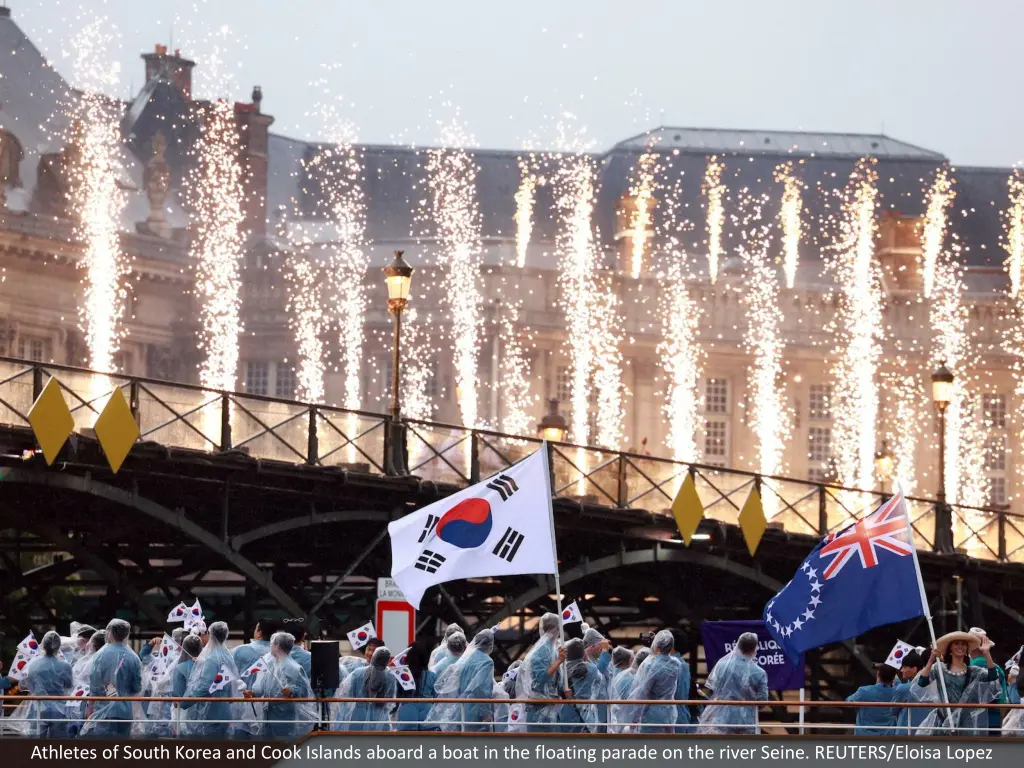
[982,394,1007,429]
[985,436,1006,473]
[243,361,269,396]
[704,419,728,466]
[989,477,1007,507]
[808,426,832,463]
[425,370,439,400]
[808,384,832,421]
[807,466,829,484]
[704,378,728,414]
[555,366,572,405]
[275,363,296,399]
[17,335,49,363]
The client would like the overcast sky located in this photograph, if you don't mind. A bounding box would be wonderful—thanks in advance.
[13,0,1024,166]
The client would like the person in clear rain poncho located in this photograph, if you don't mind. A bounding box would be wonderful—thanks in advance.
[429,623,464,671]
[582,628,611,729]
[395,640,438,731]
[67,631,105,737]
[1003,674,1024,736]
[429,629,497,732]
[82,619,143,738]
[515,612,566,732]
[430,631,467,682]
[16,631,73,737]
[697,631,768,734]
[248,631,317,739]
[182,621,244,739]
[332,646,396,731]
[626,630,682,733]
[610,647,648,733]
[558,638,603,733]
[64,622,98,665]
[912,631,1000,736]
[234,620,277,690]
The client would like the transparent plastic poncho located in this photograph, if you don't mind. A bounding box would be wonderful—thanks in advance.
[625,652,682,733]
[514,613,563,730]
[562,642,602,733]
[331,648,396,732]
[696,647,768,734]
[911,661,1001,736]
[181,629,246,738]
[251,652,318,739]
[427,630,496,732]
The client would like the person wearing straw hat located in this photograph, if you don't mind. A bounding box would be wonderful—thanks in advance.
[968,627,1008,735]
[913,630,1000,736]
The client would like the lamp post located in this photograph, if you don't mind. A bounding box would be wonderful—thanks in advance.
[874,440,895,493]
[931,361,954,554]
[537,398,568,443]
[383,250,413,476]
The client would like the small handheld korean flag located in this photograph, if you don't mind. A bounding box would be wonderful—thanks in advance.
[347,622,376,650]
[184,599,204,630]
[156,634,179,665]
[389,665,417,691]
[244,655,268,681]
[167,602,188,622]
[389,647,411,668]
[209,665,235,694]
[8,651,31,681]
[561,600,583,624]
[885,639,915,669]
[17,632,39,657]
[389,444,558,609]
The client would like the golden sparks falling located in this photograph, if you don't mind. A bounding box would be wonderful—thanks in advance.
[657,176,703,467]
[498,300,534,437]
[591,283,626,450]
[1005,169,1024,298]
[426,115,485,429]
[829,158,882,492]
[284,252,327,403]
[774,162,803,290]
[702,156,725,284]
[737,192,790,517]
[627,148,658,279]
[920,169,954,299]
[68,19,129,375]
[881,367,922,497]
[514,156,538,270]
[189,97,245,392]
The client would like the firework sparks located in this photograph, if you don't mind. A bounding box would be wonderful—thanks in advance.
[1005,169,1024,298]
[881,367,923,497]
[738,193,789,516]
[591,283,625,449]
[68,19,129,375]
[703,156,725,284]
[284,252,326,403]
[189,96,245,393]
[657,176,703,466]
[829,159,882,492]
[514,156,537,269]
[498,301,533,437]
[920,169,954,299]
[774,163,802,289]
[426,115,484,429]
[628,149,658,279]
[401,308,434,422]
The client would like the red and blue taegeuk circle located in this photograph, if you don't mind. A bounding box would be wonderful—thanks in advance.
[436,498,493,549]
[357,631,368,642]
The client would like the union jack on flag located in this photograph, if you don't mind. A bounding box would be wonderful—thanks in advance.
[819,494,914,580]
[763,489,925,662]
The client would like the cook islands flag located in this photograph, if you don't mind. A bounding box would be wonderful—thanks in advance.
[389,444,558,609]
[764,490,925,662]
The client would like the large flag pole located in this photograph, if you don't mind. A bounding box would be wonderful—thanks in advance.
[541,441,568,691]
[895,482,953,727]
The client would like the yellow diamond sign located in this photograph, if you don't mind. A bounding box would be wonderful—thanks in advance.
[28,377,75,465]
[94,388,139,474]
[738,483,767,557]
[670,472,704,545]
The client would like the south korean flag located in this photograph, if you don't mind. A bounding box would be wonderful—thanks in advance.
[388,444,559,609]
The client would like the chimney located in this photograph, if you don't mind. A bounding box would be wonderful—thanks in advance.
[234,86,274,239]
[141,45,196,99]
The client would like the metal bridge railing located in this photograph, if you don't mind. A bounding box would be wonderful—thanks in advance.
[0,356,1020,564]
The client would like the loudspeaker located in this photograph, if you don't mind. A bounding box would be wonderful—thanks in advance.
[310,640,340,691]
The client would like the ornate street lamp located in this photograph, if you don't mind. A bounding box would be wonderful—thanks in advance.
[536,398,568,443]
[874,440,895,490]
[931,361,954,553]
[383,250,413,475]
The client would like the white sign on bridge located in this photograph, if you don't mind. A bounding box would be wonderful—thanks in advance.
[377,577,408,601]
[376,578,415,653]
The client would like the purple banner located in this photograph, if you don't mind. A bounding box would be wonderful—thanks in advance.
[700,619,805,691]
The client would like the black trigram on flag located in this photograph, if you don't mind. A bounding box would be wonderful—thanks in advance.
[418,514,439,543]
[487,474,520,502]
[415,550,446,574]
[493,527,525,562]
